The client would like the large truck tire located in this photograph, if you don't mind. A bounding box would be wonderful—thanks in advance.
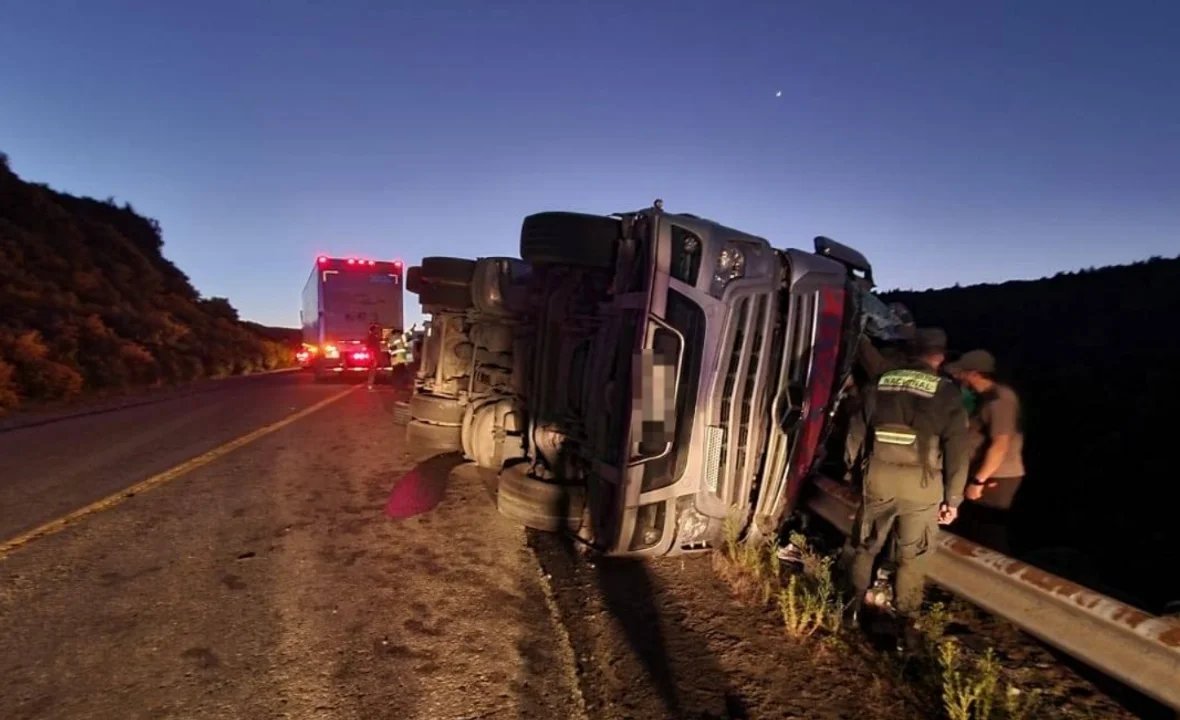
[409,392,465,425]
[496,464,585,533]
[421,256,477,285]
[419,284,473,311]
[419,257,477,310]
[406,419,462,452]
[406,266,423,295]
[520,212,618,269]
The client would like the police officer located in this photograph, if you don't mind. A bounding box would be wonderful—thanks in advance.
[841,304,919,481]
[364,323,384,390]
[844,328,970,625]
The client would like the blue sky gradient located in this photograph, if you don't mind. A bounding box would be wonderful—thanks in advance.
[3,1,1177,327]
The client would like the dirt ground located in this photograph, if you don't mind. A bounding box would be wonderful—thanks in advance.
[530,530,1153,720]
[531,533,924,720]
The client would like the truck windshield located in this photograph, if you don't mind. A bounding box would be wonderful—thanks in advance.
[639,290,706,492]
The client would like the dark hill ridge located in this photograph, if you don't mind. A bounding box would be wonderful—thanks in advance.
[883,255,1180,610]
[0,152,294,413]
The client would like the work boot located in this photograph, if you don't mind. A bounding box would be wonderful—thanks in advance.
[887,614,924,654]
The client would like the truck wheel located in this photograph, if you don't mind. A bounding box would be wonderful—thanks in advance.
[421,257,476,285]
[406,266,423,295]
[409,392,465,425]
[406,419,462,452]
[419,284,473,310]
[520,212,618,269]
[496,464,585,533]
[419,257,477,310]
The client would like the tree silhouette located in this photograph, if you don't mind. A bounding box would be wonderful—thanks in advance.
[883,255,1180,609]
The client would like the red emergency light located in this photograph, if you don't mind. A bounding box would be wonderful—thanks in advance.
[317,256,402,270]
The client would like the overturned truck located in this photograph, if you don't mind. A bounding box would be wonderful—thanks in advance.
[405,202,885,557]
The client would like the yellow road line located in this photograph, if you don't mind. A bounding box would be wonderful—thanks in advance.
[0,385,359,559]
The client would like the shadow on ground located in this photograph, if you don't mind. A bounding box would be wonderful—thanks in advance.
[530,531,750,720]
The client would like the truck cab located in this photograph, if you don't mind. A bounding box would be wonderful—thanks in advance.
[502,204,872,555]
[400,203,878,556]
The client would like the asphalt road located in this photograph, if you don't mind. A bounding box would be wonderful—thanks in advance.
[0,373,579,720]
[0,372,1138,720]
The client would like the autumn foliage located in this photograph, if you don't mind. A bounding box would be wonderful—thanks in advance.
[0,152,295,413]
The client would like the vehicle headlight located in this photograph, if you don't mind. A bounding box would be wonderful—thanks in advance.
[710,245,746,296]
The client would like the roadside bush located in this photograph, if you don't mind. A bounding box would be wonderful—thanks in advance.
[713,511,782,606]
[3,330,84,401]
[0,153,297,413]
[0,358,19,410]
[938,640,1000,720]
[778,533,844,638]
[906,603,1042,720]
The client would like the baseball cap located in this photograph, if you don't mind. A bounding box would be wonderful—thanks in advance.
[945,349,996,374]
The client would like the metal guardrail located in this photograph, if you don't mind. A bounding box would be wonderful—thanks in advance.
[806,475,1180,712]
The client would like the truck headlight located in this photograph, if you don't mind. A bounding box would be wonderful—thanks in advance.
[709,245,746,297]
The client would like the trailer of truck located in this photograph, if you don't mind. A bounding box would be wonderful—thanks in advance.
[300,255,405,380]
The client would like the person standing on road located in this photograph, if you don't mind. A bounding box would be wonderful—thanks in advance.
[844,328,970,628]
[945,349,1025,555]
[365,323,383,390]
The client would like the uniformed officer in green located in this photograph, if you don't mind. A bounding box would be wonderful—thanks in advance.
[845,328,970,621]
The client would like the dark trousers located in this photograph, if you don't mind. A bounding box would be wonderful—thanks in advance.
[955,501,1012,556]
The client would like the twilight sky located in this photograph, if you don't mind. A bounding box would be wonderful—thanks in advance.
[2,0,1177,327]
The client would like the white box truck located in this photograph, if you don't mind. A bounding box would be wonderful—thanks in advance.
[300,255,405,381]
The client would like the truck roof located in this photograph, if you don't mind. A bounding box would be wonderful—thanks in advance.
[314,256,404,271]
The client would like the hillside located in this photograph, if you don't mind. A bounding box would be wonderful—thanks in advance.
[0,152,295,413]
[883,256,1180,609]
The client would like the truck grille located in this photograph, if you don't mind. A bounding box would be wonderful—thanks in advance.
[714,295,770,505]
[753,290,820,521]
